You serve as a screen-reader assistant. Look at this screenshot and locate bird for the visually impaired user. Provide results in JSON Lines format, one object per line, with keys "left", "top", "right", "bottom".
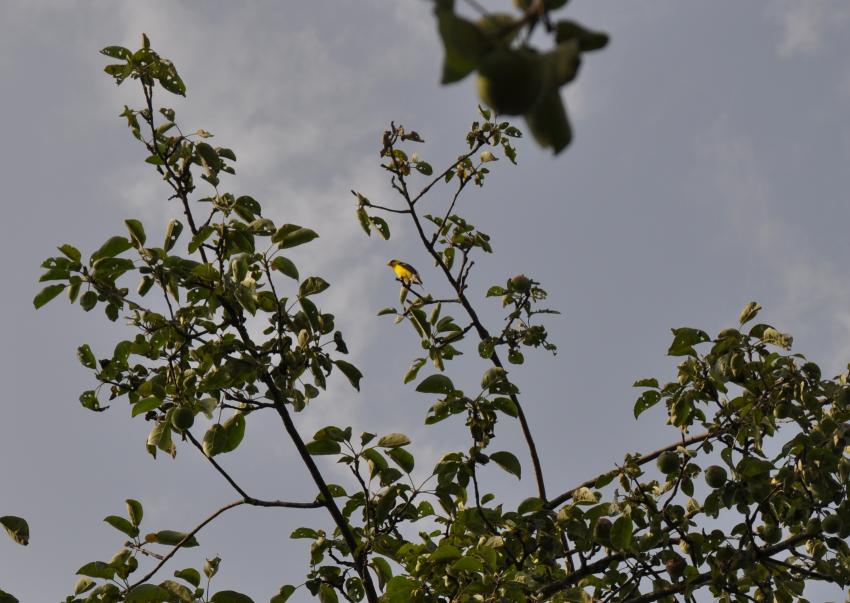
{"left": 387, "top": 259, "right": 422, "bottom": 286}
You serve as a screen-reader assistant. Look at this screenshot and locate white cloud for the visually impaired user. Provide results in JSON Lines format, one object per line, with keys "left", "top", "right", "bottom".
{"left": 699, "top": 118, "right": 850, "bottom": 371}
{"left": 768, "top": 0, "right": 850, "bottom": 58}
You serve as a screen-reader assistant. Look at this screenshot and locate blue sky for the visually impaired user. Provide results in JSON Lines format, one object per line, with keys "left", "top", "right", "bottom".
{"left": 2, "top": 1, "right": 849, "bottom": 601}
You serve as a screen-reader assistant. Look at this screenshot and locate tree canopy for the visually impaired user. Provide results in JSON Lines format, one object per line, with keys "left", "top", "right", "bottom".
{"left": 4, "top": 2, "right": 850, "bottom": 603}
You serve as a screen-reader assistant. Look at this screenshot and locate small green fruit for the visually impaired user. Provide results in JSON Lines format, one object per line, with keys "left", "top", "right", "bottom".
{"left": 704, "top": 465, "right": 727, "bottom": 489}
{"left": 758, "top": 523, "right": 781, "bottom": 544}
{"left": 476, "top": 49, "right": 544, "bottom": 116}
{"left": 171, "top": 407, "right": 195, "bottom": 431}
{"left": 509, "top": 274, "right": 532, "bottom": 293}
{"left": 657, "top": 451, "right": 680, "bottom": 475}
{"left": 822, "top": 514, "right": 842, "bottom": 534}
{"left": 665, "top": 554, "right": 685, "bottom": 578}
{"left": 593, "top": 518, "right": 612, "bottom": 543}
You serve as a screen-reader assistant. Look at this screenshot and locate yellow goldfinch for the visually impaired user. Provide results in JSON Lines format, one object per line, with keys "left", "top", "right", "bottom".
{"left": 387, "top": 259, "right": 422, "bottom": 285}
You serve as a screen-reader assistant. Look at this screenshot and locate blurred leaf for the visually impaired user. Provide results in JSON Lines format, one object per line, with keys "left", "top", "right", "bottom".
{"left": 299, "top": 276, "right": 330, "bottom": 298}
{"left": 126, "top": 499, "right": 144, "bottom": 527}
{"left": 76, "top": 561, "right": 115, "bottom": 579}
{"left": 306, "top": 439, "right": 341, "bottom": 455}
{"left": 524, "top": 91, "right": 571, "bottom": 155}
{"left": 436, "top": 8, "right": 489, "bottom": 84}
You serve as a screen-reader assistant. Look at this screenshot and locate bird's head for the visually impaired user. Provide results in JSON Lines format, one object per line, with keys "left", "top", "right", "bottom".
{"left": 387, "top": 259, "right": 399, "bottom": 268}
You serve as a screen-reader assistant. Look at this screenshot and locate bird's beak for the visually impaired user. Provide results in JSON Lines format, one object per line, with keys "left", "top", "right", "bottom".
{"left": 386, "top": 261, "right": 393, "bottom": 267}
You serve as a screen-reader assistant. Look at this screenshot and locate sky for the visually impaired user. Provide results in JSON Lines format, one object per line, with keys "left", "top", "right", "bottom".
{"left": 1, "top": 1, "right": 850, "bottom": 601}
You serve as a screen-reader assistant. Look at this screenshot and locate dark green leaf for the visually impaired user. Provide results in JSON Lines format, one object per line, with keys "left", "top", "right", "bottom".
{"left": 210, "top": 591, "right": 255, "bottom": 603}
{"left": 667, "top": 327, "right": 710, "bottom": 356}
{"left": 149, "top": 530, "right": 199, "bottom": 547}
{"left": 76, "top": 344, "right": 96, "bottom": 369}
{"left": 0, "top": 516, "right": 29, "bottom": 546}
{"left": 299, "top": 276, "right": 330, "bottom": 298}
{"left": 524, "top": 91, "right": 571, "bottom": 155}
{"left": 416, "top": 374, "right": 455, "bottom": 394}
{"left": 272, "top": 224, "right": 319, "bottom": 249}
{"left": 271, "top": 256, "right": 299, "bottom": 280}
{"left": 334, "top": 360, "right": 363, "bottom": 391}
{"left": 125, "top": 584, "right": 170, "bottom": 602}
{"left": 610, "top": 516, "right": 634, "bottom": 550}
{"left": 436, "top": 8, "right": 489, "bottom": 84}
{"left": 270, "top": 585, "right": 296, "bottom": 603}
{"left": 388, "top": 447, "right": 415, "bottom": 473}
{"left": 126, "top": 499, "right": 143, "bottom": 527}
{"left": 91, "top": 236, "right": 132, "bottom": 262}
{"left": 306, "top": 439, "right": 341, "bottom": 455}
{"left": 33, "top": 284, "right": 65, "bottom": 309}
{"left": 125, "top": 219, "right": 146, "bottom": 246}
{"left": 103, "top": 515, "right": 138, "bottom": 537}
{"left": 159, "top": 580, "right": 194, "bottom": 603}
{"left": 76, "top": 561, "right": 115, "bottom": 579}
{"left": 174, "top": 568, "right": 201, "bottom": 587}
{"left": 490, "top": 450, "right": 521, "bottom": 479}
{"left": 58, "top": 244, "right": 82, "bottom": 262}
{"left": 633, "top": 390, "right": 661, "bottom": 419}
{"left": 221, "top": 413, "right": 246, "bottom": 453}
{"left": 403, "top": 358, "right": 426, "bottom": 384}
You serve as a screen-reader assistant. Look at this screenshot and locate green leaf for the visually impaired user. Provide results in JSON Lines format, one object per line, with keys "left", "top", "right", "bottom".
{"left": 76, "top": 561, "right": 115, "bottom": 579}
{"left": 270, "top": 585, "right": 296, "bottom": 603}
{"left": 490, "top": 450, "right": 521, "bottom": 479}
{"left": 79, "top": 290, "right": 98, "bottom": 311}
{"left": 210, "top": 591, "right": 255, "bottom": 603}
{"left": 203, "top": 424, "right": 228, "bottom": 457}
{"left": 132, "top": 396, "right": 163, "bottom": 417}
{"left": 163, "top": 219, "right": 183, "bottom": 252}
{"left": 299, "top": 276, "right": 330, "bottom": 297}
{"left": 76, "top": 344, "right": 96, "bottom": 369}
{"left": 195, "top": 142, "right": 222, "bottom": 171}
{"left": 554, "top": 20, "right": 610, "bottom": 52}
{"left": 125, "top": 219, "right": 146, "bottom": 247}
{"left": 158, "top": 580, "right": 194, "bottom": 603}
{"left": 633, "top": 390, "right": 661, "bottom": 419}
{"left": 431, "top": 544, "right": 462, "bottom": 561}
{"left": 610, "top": 516, "right": 634, "bottom": 550}
{"left": 221, "top": 413, "right": 246, "bottom": 453}
{"left": 416, "top": 374, "right": 455, "bottom": 394}
{"left": 125, "top": 584, "right": 170, "bottom": 602}
{"left": 370, "top": 557, "right": 393, "bottom": 591}
{"left": 633, "top": 378, "right": 659, "bottom": 388}
{"left": 378, "top": 433, "right": 411, "bottom": 448}
{"left": 33, "top": 284, "right": 65, "bottom": 309}
{"left": 103, "top": 515, "right": 138, "bottom": 537}
{"left": 148, "top": 530, "right": 199, "bottom": 547}
{"left": 403, "top": 358, "right": 426, "bottom": 384}
{"left": 272, "top": 224, "right": 319, "bottom": 249}
{"left": 334, "top": 360, "right": 363, "bottom": 391}
{"left": 79, "top": 389, "right": 104, "bottom": 411}
{"left": 436, "top": 8, "right": 489, "bottom": 84}
{"left": 481, "top": 367, "right": 507, "bottom": 389}
{"left": 290, "top": 527, "right": 318, "bottom": 539}
{"left": 739, "top": 301, "right": 762, "bottom": 325}
{"left": 318, "top": 585, "right": 338, "bottom": 603}
{"left": 271, "top": 256, "right": 299, "bottom": 280}
{"left": 524, "top": 90, "right": 572, "bottom": 155}
{"left": 100, "top": 45, "right": 132, "bottom": 60}
{"left": 370, "top": 216, "right": 391, "bottom": 240}
{"left": 517, "top": 497, "right": 543, "bottom": 514}
{"left": 305, "top": 439, "right": 341, "bottom": 455}
{"left": 74, "top": 577, "right": 95, "bottom": 595}
{"left": 667, "top": 327, "right": 710, "bottom": 356}
{"left": 388, "top": 447, "right": 415, "bottom": 473}
{"left": 174, "top": 568, "right": 201, "bottom": 587}
{"left": 58, "top": 244, "right": 81, "bottom": 262}
{"left": 126, "top": 499, "right": 144, "bottom": 527}
{"left": 0, "top": 516, "right": 29, "bottom": 545}
{"left": 452, "top": 556, "right": 484, "bottom": 573}
{"left": 91, "top": 236, "right": 132, "bottom": 262}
